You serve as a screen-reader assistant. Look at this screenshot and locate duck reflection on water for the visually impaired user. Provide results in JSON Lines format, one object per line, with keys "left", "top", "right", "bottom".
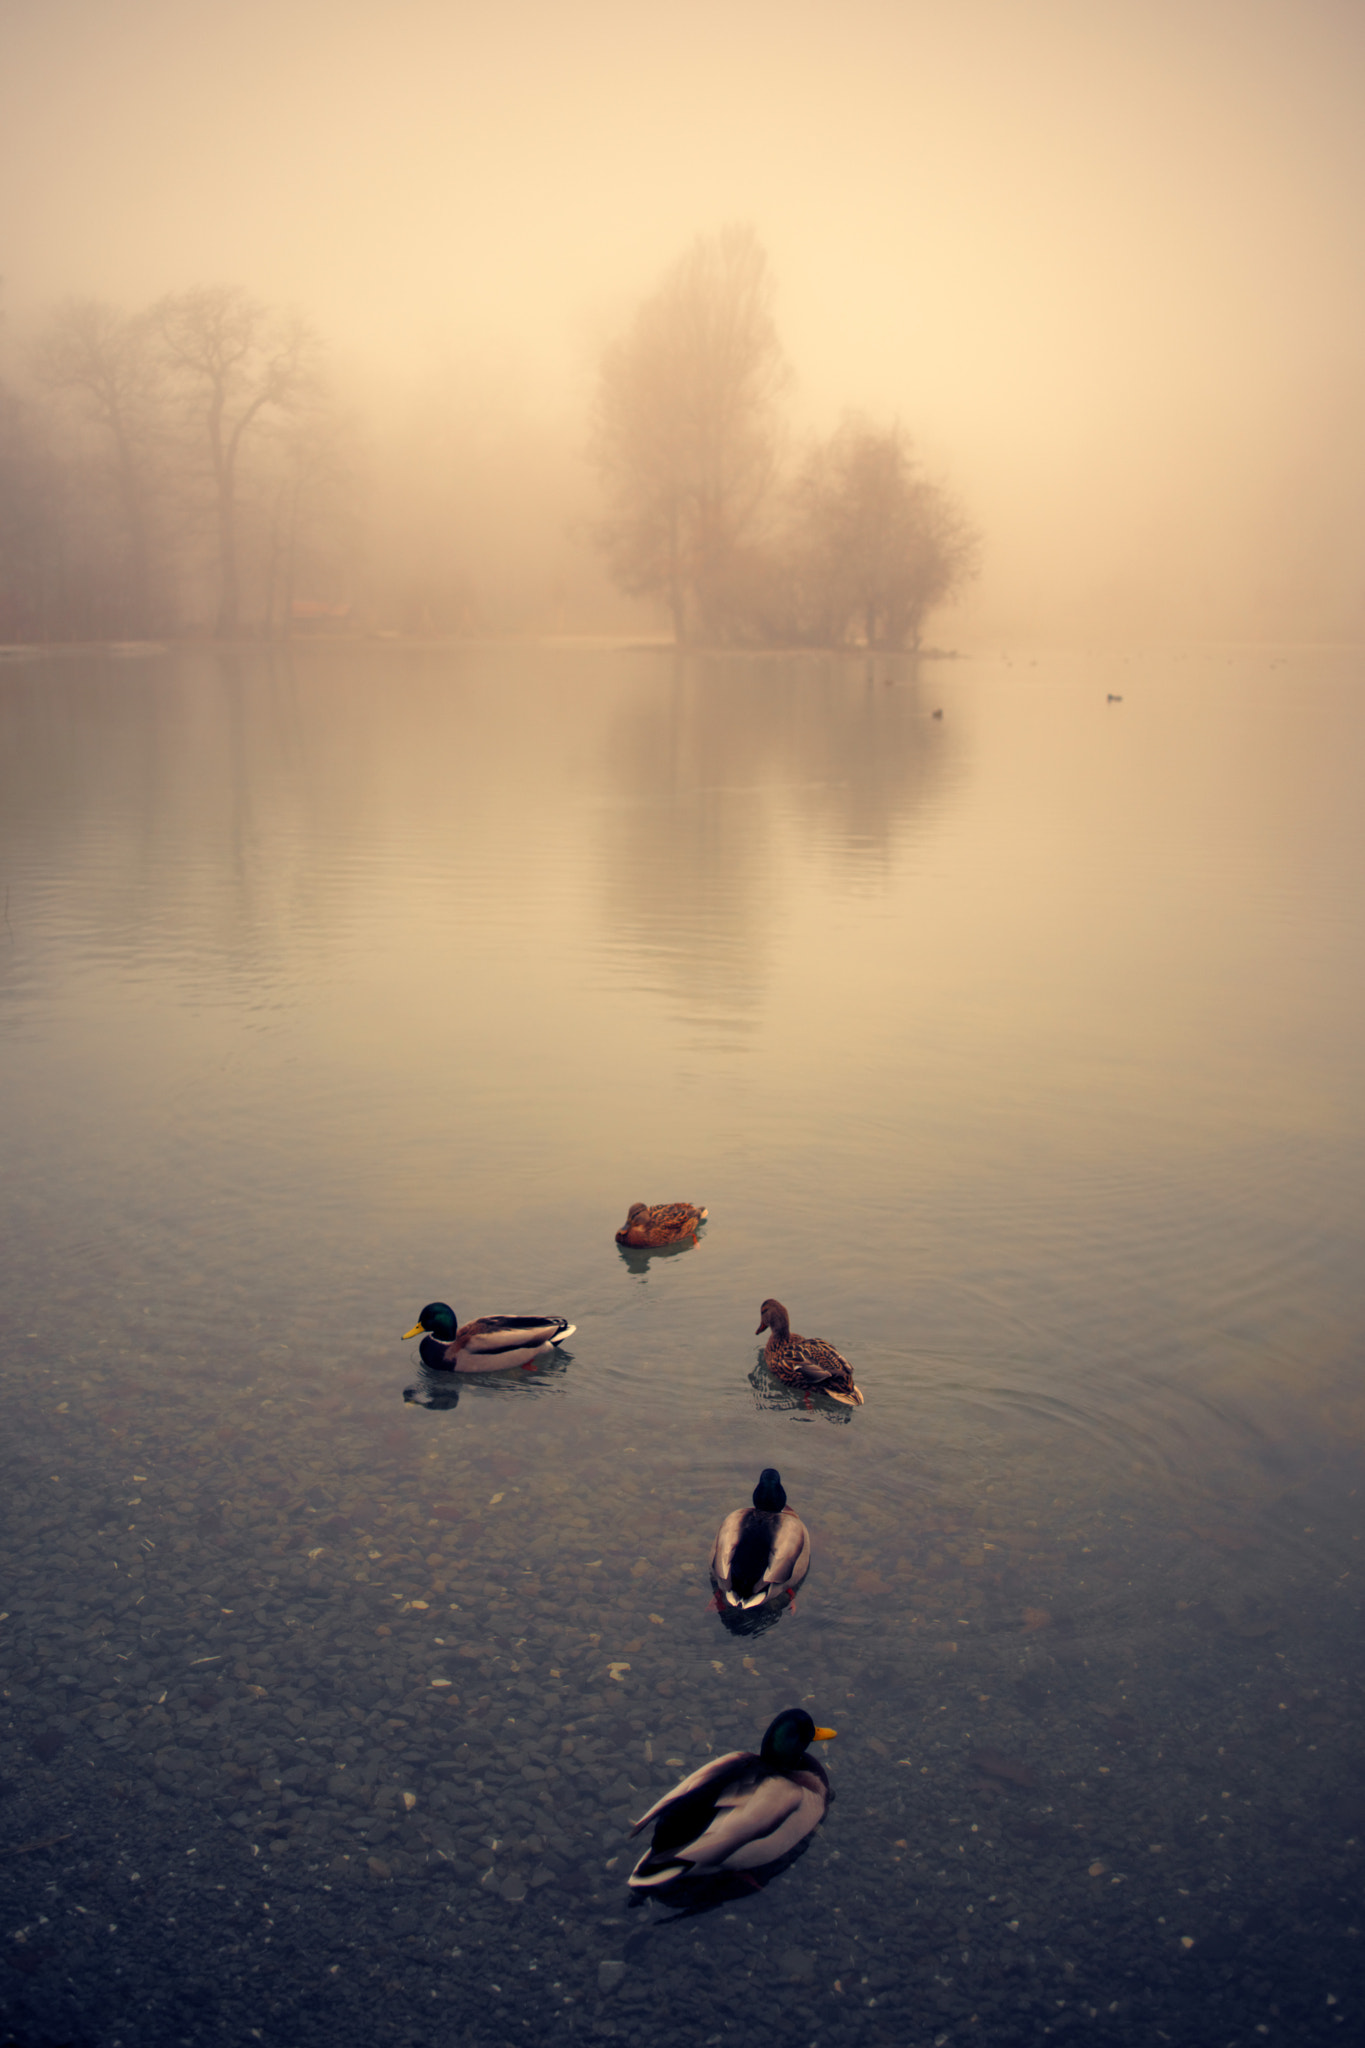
{"left": 402, "top": 1378, "right": 462, "bottom": 1411}
{"left": 710, "top": 1588, "right": 792, "bottom": 1641}
{"left": 401, "top": 1348, "right": 572, "bottom": 1409}
{"left": 615, "top": 1234, "right": 707, "bottom": 1282}
{"left": 745, "top": 1361, "right": 856, "bottom": 1422}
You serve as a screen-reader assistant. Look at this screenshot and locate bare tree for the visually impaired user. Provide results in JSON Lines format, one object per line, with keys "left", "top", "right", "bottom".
{"left": 152, "top": 286, "right": 318, "bottom": 636}
{"left": 32, "top": 298, "right": 163, "bottom": 635}
{"left": 590, "top": 226, "right": 787, "bottom": 645}
{"left": 785, "top": 418, "right": 979, "bottom": 650}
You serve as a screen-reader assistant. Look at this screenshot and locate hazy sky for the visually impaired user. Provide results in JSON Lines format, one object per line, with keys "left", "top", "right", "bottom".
{"left": 2, "top": 0, "right": 1362, "bottom": 640}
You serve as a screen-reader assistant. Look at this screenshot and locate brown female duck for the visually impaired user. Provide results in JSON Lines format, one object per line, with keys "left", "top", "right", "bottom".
{"left": 756, "top": 1298, "right": 864, "bottom": 1406}
{"left": 615, "top": 1201, "right": 708, "bottom": 1248}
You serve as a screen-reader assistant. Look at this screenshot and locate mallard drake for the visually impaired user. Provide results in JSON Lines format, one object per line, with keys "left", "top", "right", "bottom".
{"left": 627, "top": 1708, "right": 835, "bottom": 1890}
{"left": 711, "top": 1468, "right": 810, "bottom": 1610}
{"left": 402, "top": 1302, "right": 575, "bottom": 1373}
{"left": 756, "top": 1299, "right": 864, "bottom": 1406}
{"left": 615, "top": 1201, "right": 707, "bottom": 1248}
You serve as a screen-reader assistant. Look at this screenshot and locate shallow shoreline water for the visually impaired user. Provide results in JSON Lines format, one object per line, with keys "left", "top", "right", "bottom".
{"left": 2, "top": 641, "right": 1362, "bottom": 2045}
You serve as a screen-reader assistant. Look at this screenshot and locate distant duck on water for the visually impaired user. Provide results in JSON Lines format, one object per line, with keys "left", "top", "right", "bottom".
{"left": 711, "top": 1468, "right": 811, "bottom": 1611}
{"left": 615, "top": 1201, "right": 708, "bottom": 1248}
{"left": 402, "top": 1303, "right": 576, "bottom": 1373}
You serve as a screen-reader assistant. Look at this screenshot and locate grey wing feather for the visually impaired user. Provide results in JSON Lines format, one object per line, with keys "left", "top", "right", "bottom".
{"left": 763, "top": 1511, "right": 811, "bottom": 1593}
{"left": 629, "top": 1750, "right": 749, "bottom": 1835}
{"left": 677, "top": 1773, "right": 805, "bottom": 1871}
{"left": 462, "top": 1316, "right": 570, "bottom": 1353}
{"left": 710, "top": 1510, "right": 747, "bottom": 1591}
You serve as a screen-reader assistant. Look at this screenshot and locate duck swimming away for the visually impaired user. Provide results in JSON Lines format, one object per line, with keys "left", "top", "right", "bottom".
{"left": 402, "top": 1302, "right": 576, "bottom": 1373}
{"left": 627, "top": 1708, "right": 835, "bottom": 1889}
{"left": 711, "top": 1468, "right": 811, "bottom": 1610}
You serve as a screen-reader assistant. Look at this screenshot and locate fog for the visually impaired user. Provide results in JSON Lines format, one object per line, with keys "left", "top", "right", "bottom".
{"left": 2, "top": 0, "right": 1362, "bottom": 643}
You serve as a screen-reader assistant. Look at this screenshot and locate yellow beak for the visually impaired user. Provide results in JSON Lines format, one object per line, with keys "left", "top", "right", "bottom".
{"left": 402, "top": 1324, "right": 425, "bottom": 1341}
{"left": 813, "top": 1727, "right": 838, "bottom": 1743}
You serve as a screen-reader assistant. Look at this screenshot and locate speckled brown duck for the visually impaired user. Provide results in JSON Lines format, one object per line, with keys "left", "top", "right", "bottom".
{"left": 615, "top": 1201, "right": 708, "bottom": 1248}
{"left": 755, "top": 1298, "right": 864, "bottom": 1406}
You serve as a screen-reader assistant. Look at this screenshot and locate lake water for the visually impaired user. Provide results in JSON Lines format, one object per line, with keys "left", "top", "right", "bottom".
{"left": 1, "top": 639, "right": 1363, "bottom": 2047}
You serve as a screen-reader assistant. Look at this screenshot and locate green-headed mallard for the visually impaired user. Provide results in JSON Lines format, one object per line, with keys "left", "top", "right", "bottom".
{"left": 402, "top": 1302, "right": 575, "bottom": 1373}
{"left": 710, "top": 1468, "right": 811, "bottom": 1610}
{"left": 615, "top": 1201, "right": 708, "bottom": 1248}
{"left": 756, "top": 1299, "right": 864, "bottom": 1406}
{"left": 627, "top": 1708, "right": 835, "bottom": 1890}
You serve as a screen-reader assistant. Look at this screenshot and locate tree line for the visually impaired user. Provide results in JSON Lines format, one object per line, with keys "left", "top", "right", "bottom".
{"left": 1, "top": 232, "right": 977, "bottom": 649}
{"left": 591, "top": 226, "right": 979, "bottom": 651}
{"left": 0, "top": 285, "right": 355, "bottom": 643}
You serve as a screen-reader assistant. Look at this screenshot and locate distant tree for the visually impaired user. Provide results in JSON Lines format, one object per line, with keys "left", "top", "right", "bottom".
{"left": 259, "top": 403, "right": 361, "bottom": 637}
{"left": 0, "top": 374, "right": 64, "bottom": 641}
{"left": 784, "top": 418, "right": 979, "bottom": 651}
{"left": 32, "top": 298, "right": 163, "bottom": 635}
{"left": 152, "top": 286, "right": 318, "bottom": 636}
{"left": 590, "top": 225, "right": 787, "bottom": 645}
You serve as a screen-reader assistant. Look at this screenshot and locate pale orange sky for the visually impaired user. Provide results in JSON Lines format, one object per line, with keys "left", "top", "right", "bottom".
{"left": 2, "top": 0, "right": 1362, "bottom": 640}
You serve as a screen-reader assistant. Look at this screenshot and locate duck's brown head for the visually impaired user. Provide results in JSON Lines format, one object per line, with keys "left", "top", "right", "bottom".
{"left": 616, "top": 1202, "right": 650, "bottom": 1244}
{"left": 756, "top": 1298, "right": 790, "bottom": 1339}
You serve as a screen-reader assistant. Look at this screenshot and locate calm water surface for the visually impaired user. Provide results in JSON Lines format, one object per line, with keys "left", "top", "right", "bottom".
{"left": 1, "top": 641, "right": 1363, "bottom": 2047}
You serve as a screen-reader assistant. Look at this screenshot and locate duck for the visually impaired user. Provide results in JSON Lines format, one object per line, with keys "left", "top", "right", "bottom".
{"left": 710, "top": 1468, "right": 810, "bottom": 1610}
{"left": 756, "top": 1299, "right": 864, "bottom": 1405}
{"left": 615, "top": 1201, "right": 707, "bottom": 1248}
{"left": 401, "top": 1302, "right": 576, "bottom": 1373}
{"left": 627, "top": 1708, "right": 835, "bottom": 1890}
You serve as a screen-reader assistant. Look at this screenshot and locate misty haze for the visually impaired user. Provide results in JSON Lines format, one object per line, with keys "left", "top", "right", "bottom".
{"left": 2, "top": 6, "right": 1364, "bottom": 2048}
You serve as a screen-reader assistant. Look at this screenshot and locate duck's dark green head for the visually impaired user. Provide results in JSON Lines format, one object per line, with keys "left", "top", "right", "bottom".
{"left": 759, "top": 1708, "right": 836, "bottom": 1769}
{"left": 403, "top": 1302, "right": 458, "bottom": 1343}
{"left": 752, "top": 1467, "right": 786, "bottom": 1512}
